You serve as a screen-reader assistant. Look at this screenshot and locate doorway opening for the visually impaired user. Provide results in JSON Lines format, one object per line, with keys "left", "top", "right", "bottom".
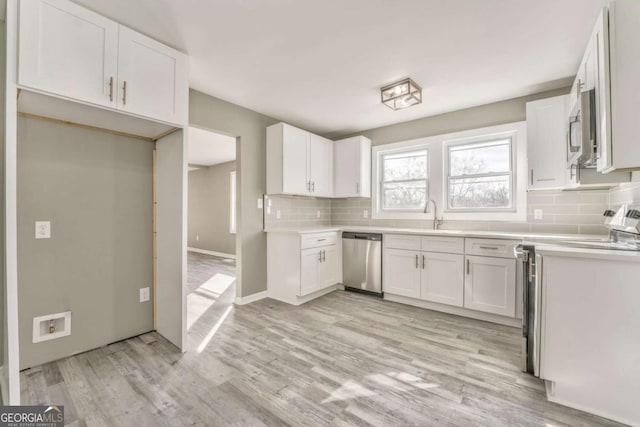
{"left": 185, "top": 126, "right": 237, "bottom": 351}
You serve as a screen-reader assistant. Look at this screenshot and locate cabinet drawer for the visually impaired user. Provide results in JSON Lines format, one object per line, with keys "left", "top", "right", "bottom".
{"left": 383, "top": 234, "right": 421, "bottom": 251}
{"left": 301, "top": 232, "right": 338, "bottom": 249}
{"left": 421, "top": 236, "right": 464, "bottom": 254}
{"left": 465, "top": 238, "right": 519, "bottom": 258}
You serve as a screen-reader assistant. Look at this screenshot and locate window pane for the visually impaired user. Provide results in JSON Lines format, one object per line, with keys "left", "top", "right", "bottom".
{"left": 383, "top": 181, "right": 427, "bottom": 210}
{"left": 383, "top": 150, "right": 427, "bottom": 181}
{"left": 449, "top": 175, "right": 510, "bottom": 209}
{"left": 449, "top": 139, "right": 510, "bottom": 176}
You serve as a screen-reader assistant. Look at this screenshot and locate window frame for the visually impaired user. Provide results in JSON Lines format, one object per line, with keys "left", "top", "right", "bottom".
{"left": 229, "top": 171, "right": 237, "bottom": 234}
{"left": 371, "top": 122, "right": 527, "bottom": 222}
{"left": 444, "top": 136, "right": 516, "bottom": 213}
{"left": 380, "top": 148, "right": 429, "bottom": 213}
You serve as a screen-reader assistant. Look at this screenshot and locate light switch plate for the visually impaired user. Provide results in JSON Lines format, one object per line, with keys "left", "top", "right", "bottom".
{"left": 35, "top": 221, "right": 51, "bottom": 239}
{"left": 363, "top": 210, "right": 369, "bottom": 219}
{"left": 316, "top": 210, "right": 321, "bottom": 218}
{"left": 534, "top": 209, "right": 543, "bottom": 220}
{"left": 257, "top": 198, "right": 263, "bottom": 209}
{"left": 140, "top": 287, "right": 150, "bottom": 303}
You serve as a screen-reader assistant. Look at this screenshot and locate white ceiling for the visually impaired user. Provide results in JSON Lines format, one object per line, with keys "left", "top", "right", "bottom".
{"left": 188, "top": 126, "right": 236, "bottom": 167}
{"left": 75, "top": 0, "right": 608, "bottom": 137}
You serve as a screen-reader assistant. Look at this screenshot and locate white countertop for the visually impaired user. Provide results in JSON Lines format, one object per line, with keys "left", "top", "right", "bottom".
{"left": 265, "top": 225, "right": 640, "bottom": 261}
{"left": 264, "top": 224, "right": 603, "bottom": 242}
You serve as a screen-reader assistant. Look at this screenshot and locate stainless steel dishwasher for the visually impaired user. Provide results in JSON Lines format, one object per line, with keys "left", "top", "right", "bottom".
{"left": 342, "top": 232, "right": 383, "bottom": 296}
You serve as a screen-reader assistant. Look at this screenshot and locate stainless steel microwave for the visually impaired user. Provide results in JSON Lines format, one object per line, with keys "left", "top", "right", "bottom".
{"left": 567, "top": 88, "right": 597, "bottom": 167}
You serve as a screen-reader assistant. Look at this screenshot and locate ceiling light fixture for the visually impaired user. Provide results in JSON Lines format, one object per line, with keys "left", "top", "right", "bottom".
{"left": 380, "top": 78, "right": 422, "bottom": 110}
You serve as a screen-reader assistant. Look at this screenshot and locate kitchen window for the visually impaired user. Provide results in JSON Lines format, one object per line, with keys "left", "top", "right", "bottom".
{"left": 446, "top": 138, "right": 514, "bottom": 211}
{"left": 380, "top": 149, "right": 428, "bottom": 211}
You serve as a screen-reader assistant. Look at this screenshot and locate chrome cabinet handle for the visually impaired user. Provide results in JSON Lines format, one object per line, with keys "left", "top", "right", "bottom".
{"left": 530, "top": 169, "right": 534, "bottom": 185}
{"left": 317, "top": 238, "right": 326, "bottom": 242}
{"left": 318, "top": 251, "right": 322, "bottom": 262}
{"left": 108, "top": 76, "right": 114, "bottom": 102}
{"left": 123, "top": 80, "right": 127, "bottom": 105}
{"left": 311, "top": 181, "right": 315, "bottom": 192}
{"left": 356, "top": 182, "right": 359, "bottom": 194}
{"left": 422, "top": 255, "right": 425, "bottom": 269}
{"left": 307, "top": 181, "right": 311, "bottom": 192}
{"left": 322, "top": 250, "right": 325, "bottom": 262}
{"left": 466, "top": 259, "right": 470, "bottom": 275}
{"left": 415, "top": 254, "right": 419, "bottom": 269}
{"left": 479, "top": 246, "right": 499, "bottom": 250}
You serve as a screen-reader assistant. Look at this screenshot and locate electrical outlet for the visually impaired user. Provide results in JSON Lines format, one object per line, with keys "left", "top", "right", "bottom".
{"left": 363, "top": 209, "right": 369, "bottom": 219}
{"left": 257, "top": 198, "right": 263, "bottom": 209}
{"left": 139, "top": 287, "right": 150, "bottom": 303}
{"left": 276, "top": 210, "right": 281, "bottom": 219}
{"left": 35, "top": 221, "right": 51, "bottom": 239}
{"left": 316, "top": 210, "right": 321, "bottom": 218}
{"left": 196, "top": 235, "right": 199, "bottom": 241}
{"left": 534, "top": 209, "right": 543, "bottom": 220}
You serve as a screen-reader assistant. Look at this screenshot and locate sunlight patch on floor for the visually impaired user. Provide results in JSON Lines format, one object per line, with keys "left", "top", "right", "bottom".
{"left": 322, "top": 372, "right": 439, "bottom": 403}
{"left": 321, "top": 380, "right": 376, "bottom": 404}
{"left": 197, "top": 305, "right": 233, "bottom": 353}
{"left": 187, "top": 273, "right": 235, "bottom": 329}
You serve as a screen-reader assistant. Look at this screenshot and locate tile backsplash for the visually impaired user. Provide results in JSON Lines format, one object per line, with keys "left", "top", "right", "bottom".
{"left": 265, "top": 189, "right": 614, "bottom": 236}
{"left": 609, "top": 173, "right": 640, "bottom": 208}
{"left": 264, "top": 195, "right": 331, "bottom": 229}
{"left": 331, "top": 190, "right": 611, "bottom": 236}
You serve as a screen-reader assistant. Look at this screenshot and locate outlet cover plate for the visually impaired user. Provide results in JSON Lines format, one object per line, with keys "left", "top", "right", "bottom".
{"left": 140, "top": 287, "right": 150, "bottom": 302}
{"left": 35, "top": 221, "right": 51, "bottom": 239}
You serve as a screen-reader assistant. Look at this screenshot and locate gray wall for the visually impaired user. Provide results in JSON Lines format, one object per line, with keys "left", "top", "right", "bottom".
{"left": 188, "top": 161, "right": 236, "bottom": 255}
{"left": 189, "top": 89, "right": 279, "bottom": 297}
{"left": 17, "top": 117, "right": 154, "bottom": 369}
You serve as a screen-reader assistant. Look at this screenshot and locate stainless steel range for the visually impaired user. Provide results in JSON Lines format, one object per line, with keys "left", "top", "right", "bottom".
{"left": 516, "top": 204, "right": 640, "bottom": 376}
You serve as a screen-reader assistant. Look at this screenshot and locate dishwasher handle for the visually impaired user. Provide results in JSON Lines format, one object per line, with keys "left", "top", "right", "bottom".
{"left": 342, "top": 232, "right": 382, "bottom": 241}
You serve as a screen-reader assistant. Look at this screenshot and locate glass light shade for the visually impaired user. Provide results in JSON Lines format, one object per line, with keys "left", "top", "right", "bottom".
{"left": 381, "top": 78, "right": 422, "bottom": 110}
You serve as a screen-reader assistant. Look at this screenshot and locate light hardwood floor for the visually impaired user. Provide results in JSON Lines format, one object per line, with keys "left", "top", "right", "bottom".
{"left": 21, "top": 257, "right": 620, "bottom": 426}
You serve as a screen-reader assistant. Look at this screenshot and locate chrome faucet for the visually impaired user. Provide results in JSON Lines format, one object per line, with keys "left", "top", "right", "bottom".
{"left": 424, "top": 199, "right": 444, "bottom": 230}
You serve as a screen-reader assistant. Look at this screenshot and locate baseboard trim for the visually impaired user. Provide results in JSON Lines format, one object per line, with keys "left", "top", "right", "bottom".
{"left": 384, "top": 293, "right": 521, "bottom": 328}
{"left": 188, "top": 247, "right": 236, "bottom": 260}
{"left": 234, "top": 291, "right": 268, "bottom": 305}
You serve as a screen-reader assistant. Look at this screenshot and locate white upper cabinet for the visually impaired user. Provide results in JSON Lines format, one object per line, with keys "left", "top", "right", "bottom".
{"left": 526, "top": 95, "right": 569, "bottom": 190}
{"left": 267, "top": 123, "right": 335, "bottom": 197}
{"left": 333, "top": 136, "right": 372, "bottom": 198}
{"left": 18, "top": 0, "right": 188, "bottom": 126}
{"left": 569, "top": 2, "right": 640, "bottom": 173}
{"left": 18, "top": 0, "right": 119, "bottom": 108}
{"left": 308, "top": 134, "right": 334, "bottom": 197}
{"left": 117, "top": 26, "right": 188, "bottom": 125}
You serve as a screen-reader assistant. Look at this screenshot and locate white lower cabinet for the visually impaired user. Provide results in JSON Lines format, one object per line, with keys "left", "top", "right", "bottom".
{"left": 267, "top": 232, "right": 340, "bottom": 305}
{"left": 383, "top": 248, "right": 421, "bottom": 299}
{"left": 463, "top": 255, "right": 516, "bottom": 317}
{"left": 300, "top": 245, "right": 338, "bottom": 296}
{"left": 421, "top": 252, "right": 464, "bottom": 307}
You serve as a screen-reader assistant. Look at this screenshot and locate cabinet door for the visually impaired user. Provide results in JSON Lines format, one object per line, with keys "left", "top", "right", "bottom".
{"left": 526, "top": 96, "right": 569, "bottom": 190}
{"left": 117, "top": 26, "right": 188, "bottom": 125}
{"left": 420, "top": 252, "right": 464, "bottom": 307}
{"left": 334, "top": 136, "right": 371, "bottom": 198}
{"left": 309, "top": 134, "right": 333, "bottom": 197}
{"left": 18, "top": 0, "right": 118, "bottom": 107}
{"left": 464, "top": 256, "right": 516, "bottom": 317}
{"left": 317, "top": 246, "right": 338, "bottom": 288}
{"left": 334, "top": 137, "right": 361, "bottom": 197}
{"left": 282, "top": 125, "right": 310, "bottom": 195}
{"left": 593, "top": 10, "right": 612, "bottom": 173}
{"left": 299, "top": 248, "right": 320, "bottom": 296}
{"left": 383, "top": 249, "right": 421, "bottom": 299}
